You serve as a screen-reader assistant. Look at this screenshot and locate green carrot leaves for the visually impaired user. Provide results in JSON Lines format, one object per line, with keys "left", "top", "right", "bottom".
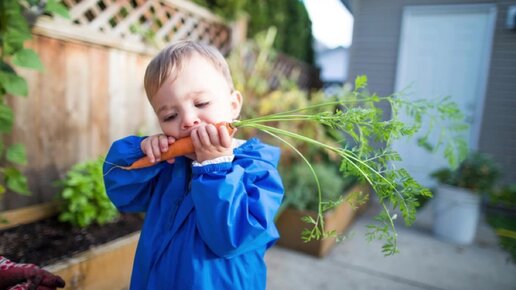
{"left": 233, "top": 75, "right": 467, "bottom": 256}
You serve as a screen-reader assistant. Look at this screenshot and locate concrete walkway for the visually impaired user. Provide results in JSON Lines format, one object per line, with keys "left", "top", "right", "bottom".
{"left": 265, "top": 201, "right": 516, "bottom": 290}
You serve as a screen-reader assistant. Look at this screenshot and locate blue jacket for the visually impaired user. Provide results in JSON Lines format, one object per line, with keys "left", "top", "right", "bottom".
{"left": 103, "top": 137, "right": 284, "bottom": 290}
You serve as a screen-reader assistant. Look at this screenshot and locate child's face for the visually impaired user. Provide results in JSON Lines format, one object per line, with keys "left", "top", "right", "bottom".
{"left": 151, "top": 54, "right": 242, "bottom": 139}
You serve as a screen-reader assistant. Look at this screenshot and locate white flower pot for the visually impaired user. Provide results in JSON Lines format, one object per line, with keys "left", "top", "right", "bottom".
{"left": 433, "top": 184, "right": 481, "bottom": 245}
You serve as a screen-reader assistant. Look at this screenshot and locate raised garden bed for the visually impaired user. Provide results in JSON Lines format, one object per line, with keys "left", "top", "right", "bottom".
{"left": 0, "top": 213, "right": 143, "bottom": 289}
{"left": 275, "top": 183, "right": 370, "bottom": 257}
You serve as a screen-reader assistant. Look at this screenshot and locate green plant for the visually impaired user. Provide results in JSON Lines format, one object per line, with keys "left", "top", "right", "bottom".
{"left": 486, "top": 213, "right": 516, "bottom": 263}
{"left": 488, "top": 184, "right": 516, "bottom": 206}
{"left": 57, "top": 157, "right": 119, "bottom": 228}
{"left": 280, "top": 161, "right": 356, "bottom": 212}
{"left": 228, "top": 28, "right": 337, "bottom": 164}
{"left": 431, "top": 151, "right": 501, "bottom": 194}
{"left": 226, "top": 31, "right": 468, "bottom": 255}
{"left": 485, "top": 184, "right": 516, "bottom": 263}
{"left": 231, "top": 77, "right": 468, "bottom": 255}
{"left": 245, "top": 0, "right": 313, "bottom": 64}
{"left": 190, "top": 0, "right": 248, "bottom": 21}
{"left": 0, "top": 0, "right": 68, "bottom": 201}
{"left": 192, "top": 0, "right": 314, "bottom": 63}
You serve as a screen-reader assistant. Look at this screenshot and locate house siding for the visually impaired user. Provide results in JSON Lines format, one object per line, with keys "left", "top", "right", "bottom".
{"left": 349, "top": 0, "right": 516, "bottom": 183}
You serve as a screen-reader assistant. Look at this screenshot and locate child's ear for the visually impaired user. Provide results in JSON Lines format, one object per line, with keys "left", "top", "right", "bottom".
{"left": 230, "top": 90, "right": 243, "bottom": 119}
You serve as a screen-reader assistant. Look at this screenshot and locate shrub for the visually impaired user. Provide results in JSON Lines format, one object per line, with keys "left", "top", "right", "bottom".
{"left": 431, "top": 151, "right": 501, "bottom": 194}
{"left": 488, "top": 184, "right": 516, "bottom": 206}
{"left": 57, "top": 157, "right": 118, "bottom": 228}
{"left": 280, "top": 161, "right": 356, "bottom": 212}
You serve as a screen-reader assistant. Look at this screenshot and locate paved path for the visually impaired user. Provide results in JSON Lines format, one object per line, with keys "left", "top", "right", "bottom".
{"left": 266, "top": 202, "right": 516, "bottom": 290}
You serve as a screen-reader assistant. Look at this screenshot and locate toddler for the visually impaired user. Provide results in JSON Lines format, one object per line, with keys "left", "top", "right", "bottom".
{"left": 103, "top": 40, "right": 284, "bottom": 290}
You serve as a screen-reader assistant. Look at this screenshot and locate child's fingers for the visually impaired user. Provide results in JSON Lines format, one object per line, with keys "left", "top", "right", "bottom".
{"left": 196, "top": 125, "right": 211, "bottom": 147}
{"left": 191, "top": 128, "right": 200, "bottom": 148}
{"left": 206, "top": 124, "right": 220, "bottom": 147}
{"left": 218, "top": 125, "right": 232, "bottom": 148}
{"left": 140, "top": 138, "right": 155, "bottom": 163}
{"left": 150, "top": 137, "right": 162, "bottom": 161}
{"left": 166, "top": 158, "right": 176, "bottom": 164}
{"left": 158, "top": 134, "right": 169, "bottom": 152}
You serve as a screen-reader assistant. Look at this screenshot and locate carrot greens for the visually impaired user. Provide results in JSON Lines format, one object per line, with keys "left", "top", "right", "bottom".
{"left": 232, "top": 75, "right": 467, "bottom": 256}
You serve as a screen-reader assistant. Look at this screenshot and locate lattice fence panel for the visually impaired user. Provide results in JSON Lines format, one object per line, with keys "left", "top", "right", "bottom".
{"left": 57, "top": 0, "right": 231, "bottom": 53}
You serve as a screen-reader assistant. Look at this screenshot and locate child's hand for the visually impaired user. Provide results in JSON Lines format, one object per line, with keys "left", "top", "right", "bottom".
{"left": 191, "top": 123, "right": 235, "bottom": 163}
{"left": 140, "top": 134, "right": 177, "bottom": 164}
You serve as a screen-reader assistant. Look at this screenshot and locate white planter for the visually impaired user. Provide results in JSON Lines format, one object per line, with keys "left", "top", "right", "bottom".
{"left": 433, "top": 184, "right": 481, "bottom": 245}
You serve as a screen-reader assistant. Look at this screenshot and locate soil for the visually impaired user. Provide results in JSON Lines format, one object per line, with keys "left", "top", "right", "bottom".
{"left": 0, "top": 214, "right": 143, "bottom": 267}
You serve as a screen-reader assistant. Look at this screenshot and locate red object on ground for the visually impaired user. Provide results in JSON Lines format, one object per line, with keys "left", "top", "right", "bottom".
{"left": 0, "top": 256, "right": 65, "bottom": 290}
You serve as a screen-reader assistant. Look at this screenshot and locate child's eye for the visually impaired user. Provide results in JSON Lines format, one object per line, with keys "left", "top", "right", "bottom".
{"left": 195, "top": 101, "right": 210, "bottom": 108}
{"left": 163, "top": 113, "right": 177, "bottom": 122}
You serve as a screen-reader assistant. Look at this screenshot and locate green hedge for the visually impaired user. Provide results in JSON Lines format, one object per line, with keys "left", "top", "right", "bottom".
{"left": 191, "top": 0, "right": 314, "bottom": 64}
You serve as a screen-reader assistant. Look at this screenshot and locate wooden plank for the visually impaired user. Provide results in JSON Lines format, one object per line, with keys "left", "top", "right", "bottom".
{"left": 44, "top": 232, "right": 139, "bottom": 290}
{"left": 64, "top": 41, "right": 91, "bottom": 164}
{"left": 0, "top": 201, "right": 59, "bottom": 230}
{"left": 108, "top": 49, "right": 128, "bottom": 141}
{"left": 33, "top": 18, "right": 158, "bottom": 56}
{"left": 137, "top": 55, "right": 161, "bottom": 136}
{"left": 108, "top": 49, "right": 155, "bottom": 142}
{"left": 125, "top": 52, "right": 148, "bottom": 136}
{"left": 88, "top": 46, "right": 110, "bottom": 157}
{"left": 36, "top": 36, "right": 67, "bottom": 196}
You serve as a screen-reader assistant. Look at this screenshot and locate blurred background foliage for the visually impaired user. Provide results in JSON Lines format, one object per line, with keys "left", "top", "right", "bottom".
{"left": 227, "top": 28, "right": 341, "bottom": 166}
{"left": 226, "top": 27, "right": 351, "bottom": 215}
{"left": 191, "top": 0, "right": 314, "bottom": 64}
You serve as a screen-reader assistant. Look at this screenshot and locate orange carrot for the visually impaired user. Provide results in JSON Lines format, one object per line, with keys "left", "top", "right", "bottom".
{"left": 122, "top": 122, "right": 235, "bottom": 170}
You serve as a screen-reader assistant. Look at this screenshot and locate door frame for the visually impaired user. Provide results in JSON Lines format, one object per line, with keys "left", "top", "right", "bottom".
{"left": 394, "top": 3, "right": 497, "bottom": 149}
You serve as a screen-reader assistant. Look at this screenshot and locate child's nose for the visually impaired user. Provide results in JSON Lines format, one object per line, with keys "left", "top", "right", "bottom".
{"left": 181, "top": 114, "right": 200, "bottom": 130}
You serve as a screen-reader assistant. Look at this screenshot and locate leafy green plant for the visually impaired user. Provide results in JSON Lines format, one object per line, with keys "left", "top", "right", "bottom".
{"left": 486, "top": 213, "right": 516, "bottom": 263}
{"left": 190, "top": 0, "right": 248, "bottom": 21}
{"left": 485, "top": 183, "right": 516, "bottom": 263}
{"left": 227, "top": 31, "right": 468, "bottom": 255}
{"left": 431, "top": 151, "right": 501, "bottom": 194}
{"left": 192, "top": 0, "right": 314, "bottom": 63}
{"left": 489, "top": 184, "right": 516, "bottom": 206}
{"left": 230, "top": 75, "right": 468, "bottom": 255}
{"left": 0, "top": 0, "right": 68, "bottom": 200}
{"left": 57, "top": 157, "right": 119, "bottom": 228}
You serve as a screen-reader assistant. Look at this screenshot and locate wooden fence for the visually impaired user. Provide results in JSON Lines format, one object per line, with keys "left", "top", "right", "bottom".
{"left": 3, "top": 0, "right": 321, "bottom": 211}
{"left": 3, "top": 0, "right": 232, "bottom": 210}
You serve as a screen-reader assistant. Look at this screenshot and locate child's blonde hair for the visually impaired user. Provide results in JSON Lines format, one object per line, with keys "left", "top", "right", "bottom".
{"left": 144, "top": 40, "right": 234, "bottom": 100}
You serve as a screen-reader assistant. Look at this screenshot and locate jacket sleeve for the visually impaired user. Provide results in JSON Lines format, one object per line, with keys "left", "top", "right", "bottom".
{"left": 190, "top": 158, "right": 284, "bottom": 258}
{"left": 103, "top": 136, "right": 165, "bottom": 213}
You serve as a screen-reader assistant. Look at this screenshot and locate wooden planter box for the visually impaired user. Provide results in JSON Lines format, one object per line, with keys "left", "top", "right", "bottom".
{"left": 275, "top": 183, "right": 369, "bottom": 257}
{"left": 43, "top": 232, "right": 139, "bottom": 290}
{"left": 1, "top": 203, "right": 139, "bottom": 290}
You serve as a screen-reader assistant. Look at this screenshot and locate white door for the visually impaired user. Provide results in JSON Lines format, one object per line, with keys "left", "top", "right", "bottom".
{"left": 392, "top": 4, "right": 496, "bottom": 187}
